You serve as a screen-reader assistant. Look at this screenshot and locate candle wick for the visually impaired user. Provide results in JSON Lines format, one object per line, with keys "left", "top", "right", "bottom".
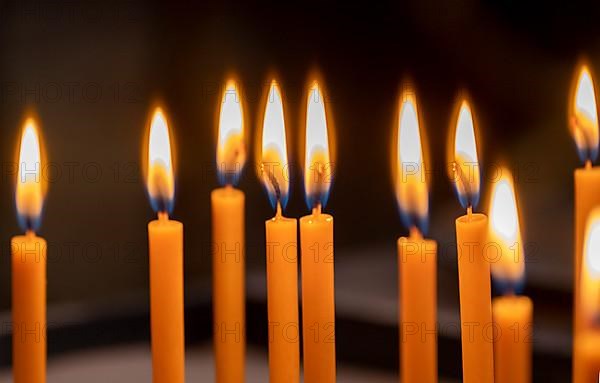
{"left": 264, "top": 166, "right": 281, "bottom": 202}
{"left": 275, "top": 201, "right": 282, "bottom": 218}
{"left": 467, "top": 205, "right": 473, "bottom": 221}
{"left": 586, "top": 159, "right": 592, "bottom": 170}
{"left": 312, "top": 203, "right": 322, "bottom": 216}
{"left": 25, "top": 229, "right": 35, "bottom": 238}
{"left": 158, "top": 211, "right": 169, "bottom": 221}
{"left": 409, "top": 226, "right": 422, "bottom": 240}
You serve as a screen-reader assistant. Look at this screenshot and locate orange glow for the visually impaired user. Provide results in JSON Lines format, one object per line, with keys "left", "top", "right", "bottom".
{"left": 304, "top": 81, "right": 332, "bottom": 209}
{"left": 581, "top": 207, "right": 600, "bottom": 323}
{"left": 16, "top": 118, "right": 44, "bottom": 231}
{"left": 488, "top": 169, "right": 524, "bottom": 285}
{"left": 146, "top": 108, "right": 175, "bottom": 213}
{"left": 260, "top": 80, "right": 289, "bottom": 209}
{"left": 570, "top": 65, "right": 599, "bottom": 163}
{"left": 395, "top": 89, "right": 428, "bottom": 230}
{"left": 217, "top": 79, "right": 246, "bottom": 185}
{"left": 452, "top": 99, "right": 481, "bottom": 209}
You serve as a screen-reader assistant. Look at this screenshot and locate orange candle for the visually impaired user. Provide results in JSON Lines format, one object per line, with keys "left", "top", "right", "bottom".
{"left": 145, "top": 108, "right": 185, "bottom": 383}
{"left": 300, "top": 81, "right": 336, "bottom": 383}
{"left": 212, "top": 80, "right": 246, "bottom": 383}
{"left": 259, "top": 80, "right": 300, "bottom": 383}
{"left": 12, "top": 118, "right": 47, "bottom": 383}
{"left": 569, "top": 64, "right": 600, "bottom": 346}
{"left": 450, "top": 99, "right": 494, "bottom": 383}
{"left": 394, "top": 88, "right": 437, "bottom": 383}
{"left": 488, "top": 169, "right": 532, "bottom": 383}
{"left": 574, "top": 208, "right": 600, "bottom": 383}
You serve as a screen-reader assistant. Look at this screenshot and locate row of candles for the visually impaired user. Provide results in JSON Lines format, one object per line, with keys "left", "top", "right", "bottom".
{"left": 6, "top": 62, "right": 600, "bottom": 383}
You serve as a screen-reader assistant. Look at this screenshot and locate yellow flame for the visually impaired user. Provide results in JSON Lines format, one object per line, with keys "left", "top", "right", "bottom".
{"left": 488, "top": 169, "right": 524, "bottom": 283}
{"left": 304, "top": 81, "right": 331, "bottom": 206}
{"left": 581, "top": 207, "right": 600, "bottom": 322}
{"left": 395, "top": 90, "right": 428, "bottom": 223}
{"left": 217, "top": 80, "right": 246, "bottom": 179}
{"left": 146, "top": 108, "right": 174, "bottom": 206}
{"left": 16, "top": 118, "right": 44, "bottom": 225}
{"left": 453, "top": 100, "right": 480, "bottom": 205}
{"left": 571, "top": 65, "right": 599, "bottom": 160}
{"left": 261, "top": 80, "right": 289, "bottom": 204}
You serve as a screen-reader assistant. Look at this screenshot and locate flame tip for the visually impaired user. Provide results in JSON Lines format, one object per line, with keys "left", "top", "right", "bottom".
{"left": 16, "top": 120, "right": 44, "bottom": 231}
{"left": 147, "top": 108, "right": 175, "bottom": 213}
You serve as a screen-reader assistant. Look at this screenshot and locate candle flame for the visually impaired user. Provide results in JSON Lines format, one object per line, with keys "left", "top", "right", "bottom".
{"left": 488, "top": 169, "right": 524, "bottom": 290}
{"left": 16, "top": 118, "right": 45, "bottom": 232}
{"left": 452, "top": 100, "right": 481, "bottom": 209}
{"left": 395, "top": 89, "right": 428, "bottom": 234}
{"left": 304, "top": 81, "right": 332, "bottom": 210}
{"left": 217, "top": 79, "right": 246, "bottom": 185}
{"left": 260, "top": 80, "right": 289, "bottom": 210}
{"left": 581, "top": 208, "right": 600, "bottom": 323}
{"left": 571, "top": 65, "right": 599, "bottom": 163}
{"left": 146, "top": 108, "right": 175, "bottom": 213}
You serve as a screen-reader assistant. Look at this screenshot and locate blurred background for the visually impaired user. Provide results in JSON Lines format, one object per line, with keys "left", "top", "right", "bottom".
{"left": 0, "top": 0, "right": 598, "bottom": 381}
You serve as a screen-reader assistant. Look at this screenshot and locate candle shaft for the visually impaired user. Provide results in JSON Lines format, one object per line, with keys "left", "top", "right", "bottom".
{"left": 212, "top": 186, "right": 245, "bottom": 382}
{"left": 493, "top": 295, "right": 532, "bottom": 383}
{"left": 300, "top": 209, "right": 336, "bottom": 383}
{"left": 148, "top": 216, "right": 185, "bottom": 383}
{"left": 398, "top": 234, "right": 437, "bottom": 383}
{"left": 574, "top": 332, "right": 600, "bottom": 383}
{"left": 455, "top": 213, "right": 494, "bottom": 383}
{"left": 266, "top": 213, "right": 299, "bottom": 383}
{"left": 12, "top": 233, "right": 46, "bottom": 383}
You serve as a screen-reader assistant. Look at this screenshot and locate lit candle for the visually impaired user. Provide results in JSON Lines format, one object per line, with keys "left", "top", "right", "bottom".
{"left": 394, "top": 87, "right": 437, "bottom": 383}
{"left": 12, "top": 118, "right": 47, "bottom": 383}
{"left": 212, "top": 79, "right": 246, "bottom": 382}
{"left": 300, "top": 81, "right": 336, "bottom": 383}
{"left": 450, "top": 99, "right": 494, "bottom": 383}
{"left": 145, "top": 108, "right": 185, "bottom": 383}
{"left": 573, "top": 208, "right": 600, "bottom": 383}
{"left": 259, "top": 80, "right": 300, "bottom": 383}
{"left": 570, "top": 64, "right": 600, "bottom": 346}
{"left": 489, "top": 169, "right": 532, "bottom": 383}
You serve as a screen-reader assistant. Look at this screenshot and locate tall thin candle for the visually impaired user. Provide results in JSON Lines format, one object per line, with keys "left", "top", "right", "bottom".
{"left": 259, "top": 80, "right": 300, "bottom": 383}
{"left": 394, "top": 87, "right": 437, "bottom": 383}
{"left": 12, "top": 118, "right": 47, "bottom": 383}
{"left": 300, "top": 81, "right": 336, "bottom": 383}
{"left": 145, "top": 108, "right": 185, "bottom": 383}
{"left": 450, "top": 99, "right": 494, "bottom": 383}
{"left": 212, "top": 79, "right": 246, "bottom": 383}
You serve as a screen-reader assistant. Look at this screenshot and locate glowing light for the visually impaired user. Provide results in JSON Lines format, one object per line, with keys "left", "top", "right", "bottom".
{"left": 16, "top": 118, "right": 44, "bottom": 232}
{"left": 488, "top": 170, "right": 524, "bottom": 285}
{"left": 304, "top": 81, "right": 332, "bottom": 209}
{"left": 453, "top": 100, "right": 481, "bottom": 209}
{"left": 395, "top": 90, "right": 428, "bottom": 233}
{"left": 571, "top": 65, "right": 599, "bottom": 163}
{"left": 217, "top": 80, "right": 246, "bottom": 185}
{"left": 146, "top": 108, "right": 175, "bottom": 213}
{"left": 261, "top": 80, "right": 289, "bottom": 210}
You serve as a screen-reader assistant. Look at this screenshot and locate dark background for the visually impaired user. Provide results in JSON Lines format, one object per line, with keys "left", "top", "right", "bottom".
{"left": 0, "top": 0, "right": 598, "bottom": 381}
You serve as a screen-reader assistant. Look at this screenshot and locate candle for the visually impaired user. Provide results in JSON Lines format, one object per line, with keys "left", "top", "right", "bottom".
{"left": 574, "top": 209, "right": 600, "bottom": 383}
{"left": 145, "top": 108, "right": 185, "bottom": 383}
{"left": 300, "top": 81, "right": 336, "bottom": 383}
{"left": 450, "top": 99, "right": 494, "bottom": 383}
{"left": 394, "top": 87, "right": 437, "bottom": 383}
{"left": 12, "top": 118, "right": 47, "bottom": 383}
{"left": 212, "top": 79, "right": 246, "bottom": 382}
{"left": 570, "top": 64, "right": 600, "bottom": 344}
{"left": 259, "top": 80, "right": 300, "bottom": 383}
{"left": 488, "top": 169, "right": 532, "bottom": 383}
